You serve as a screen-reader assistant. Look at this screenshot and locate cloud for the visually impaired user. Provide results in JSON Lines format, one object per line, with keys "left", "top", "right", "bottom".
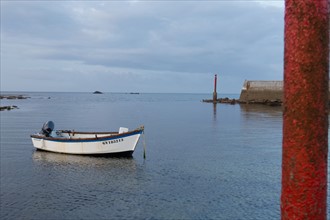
{"left": 1, "top": 1, "right": 284, "bottom": 93}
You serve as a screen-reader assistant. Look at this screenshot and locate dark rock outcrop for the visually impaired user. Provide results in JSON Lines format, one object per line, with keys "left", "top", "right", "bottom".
{"left": 0, "top": 95, "right": 30, "bottom": 99}
{"left": 0, "top": 105, "right": 19, "bottom": 111}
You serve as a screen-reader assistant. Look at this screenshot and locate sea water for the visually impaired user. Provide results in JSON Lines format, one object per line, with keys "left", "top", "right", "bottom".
{"left": 0, "top": 92, "right": 328, "bottom": 219}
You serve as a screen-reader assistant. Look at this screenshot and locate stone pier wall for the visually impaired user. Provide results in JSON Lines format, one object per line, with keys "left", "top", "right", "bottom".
{"left": 239, "top": 80, "right": 330, "bottom": 103}
{"left": 239, "top": 80, "right": 283, "bottom": 103}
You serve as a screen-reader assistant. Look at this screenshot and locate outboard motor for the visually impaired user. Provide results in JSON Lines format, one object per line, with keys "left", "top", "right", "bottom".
{"left": 41, "top": 121, "right": 55, "bottom": 137}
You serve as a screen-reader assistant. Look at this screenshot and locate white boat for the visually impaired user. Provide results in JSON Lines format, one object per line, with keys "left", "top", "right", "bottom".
{"left": 31, "top": 121, "right": 144, "bottom": 157}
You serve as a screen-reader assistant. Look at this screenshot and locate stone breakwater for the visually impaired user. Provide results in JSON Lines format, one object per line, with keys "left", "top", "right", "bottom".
{"left": 203, "top": 81, "right": 283, "bottom": 106}
{"left": 239, "top": 80, "right": 283, "bottom": 103}
{"left": 204, "top": 80, "right": 330, "bottom": 107}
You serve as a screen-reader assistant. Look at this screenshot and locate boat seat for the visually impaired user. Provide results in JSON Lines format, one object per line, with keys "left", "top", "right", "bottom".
{"left": 119, "top": 127, "right": 129, "bottom": 134}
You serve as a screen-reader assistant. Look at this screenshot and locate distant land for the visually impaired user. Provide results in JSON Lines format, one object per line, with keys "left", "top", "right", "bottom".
{"left": 93, "top": 91, "right": 103, "bottom": 94}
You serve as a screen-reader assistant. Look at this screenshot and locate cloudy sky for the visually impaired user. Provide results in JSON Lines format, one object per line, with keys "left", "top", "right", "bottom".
{"left": 1, "top": 0, "right": 284, "bottom": 93}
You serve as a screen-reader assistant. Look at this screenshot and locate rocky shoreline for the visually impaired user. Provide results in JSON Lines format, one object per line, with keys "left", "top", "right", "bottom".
{"left": 0, "top": 95, "right": 30, "bottom": 111}
{"left": 203, "top": 97, "right": 239, "bottom": 105}
{"left": 203, "top": 97, "right": 282, "bottom": 106}
{"left": 0, "top": 105, "right": 19, "bottom": 111}
{"left": 0, "top": 95, "right": 30, "bottom": 99}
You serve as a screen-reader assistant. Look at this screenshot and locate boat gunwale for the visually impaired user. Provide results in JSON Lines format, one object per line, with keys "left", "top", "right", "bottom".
{"left": 58, "top": 130, "right": 118, "bottom": 135}
{"left": 30, "top": 127, "right": 144, "bottom": 142}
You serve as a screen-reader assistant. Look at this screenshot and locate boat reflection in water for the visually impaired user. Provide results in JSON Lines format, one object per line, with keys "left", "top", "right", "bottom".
{"left": 31, "top": 150, "right": 144, "bottom": 211}
{"left": 32, "top": 150, "right": 138, "bottom": 172}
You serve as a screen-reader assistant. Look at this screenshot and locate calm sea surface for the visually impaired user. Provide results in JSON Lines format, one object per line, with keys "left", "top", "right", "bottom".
{"left": 0, "top": 92, "right": 328, "bottom": 219}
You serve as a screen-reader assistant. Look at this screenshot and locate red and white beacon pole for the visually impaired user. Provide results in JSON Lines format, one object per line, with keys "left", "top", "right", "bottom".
{"left": 213, "top": 74, "right": 217, "bottom": 102}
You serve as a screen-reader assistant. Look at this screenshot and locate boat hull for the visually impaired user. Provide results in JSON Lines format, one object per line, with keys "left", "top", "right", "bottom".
{"left": 31, "top": 129, "right": 142, "bottom": 156}
{"left": 35, "top": 148, "right": 134, "bottom": 157}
